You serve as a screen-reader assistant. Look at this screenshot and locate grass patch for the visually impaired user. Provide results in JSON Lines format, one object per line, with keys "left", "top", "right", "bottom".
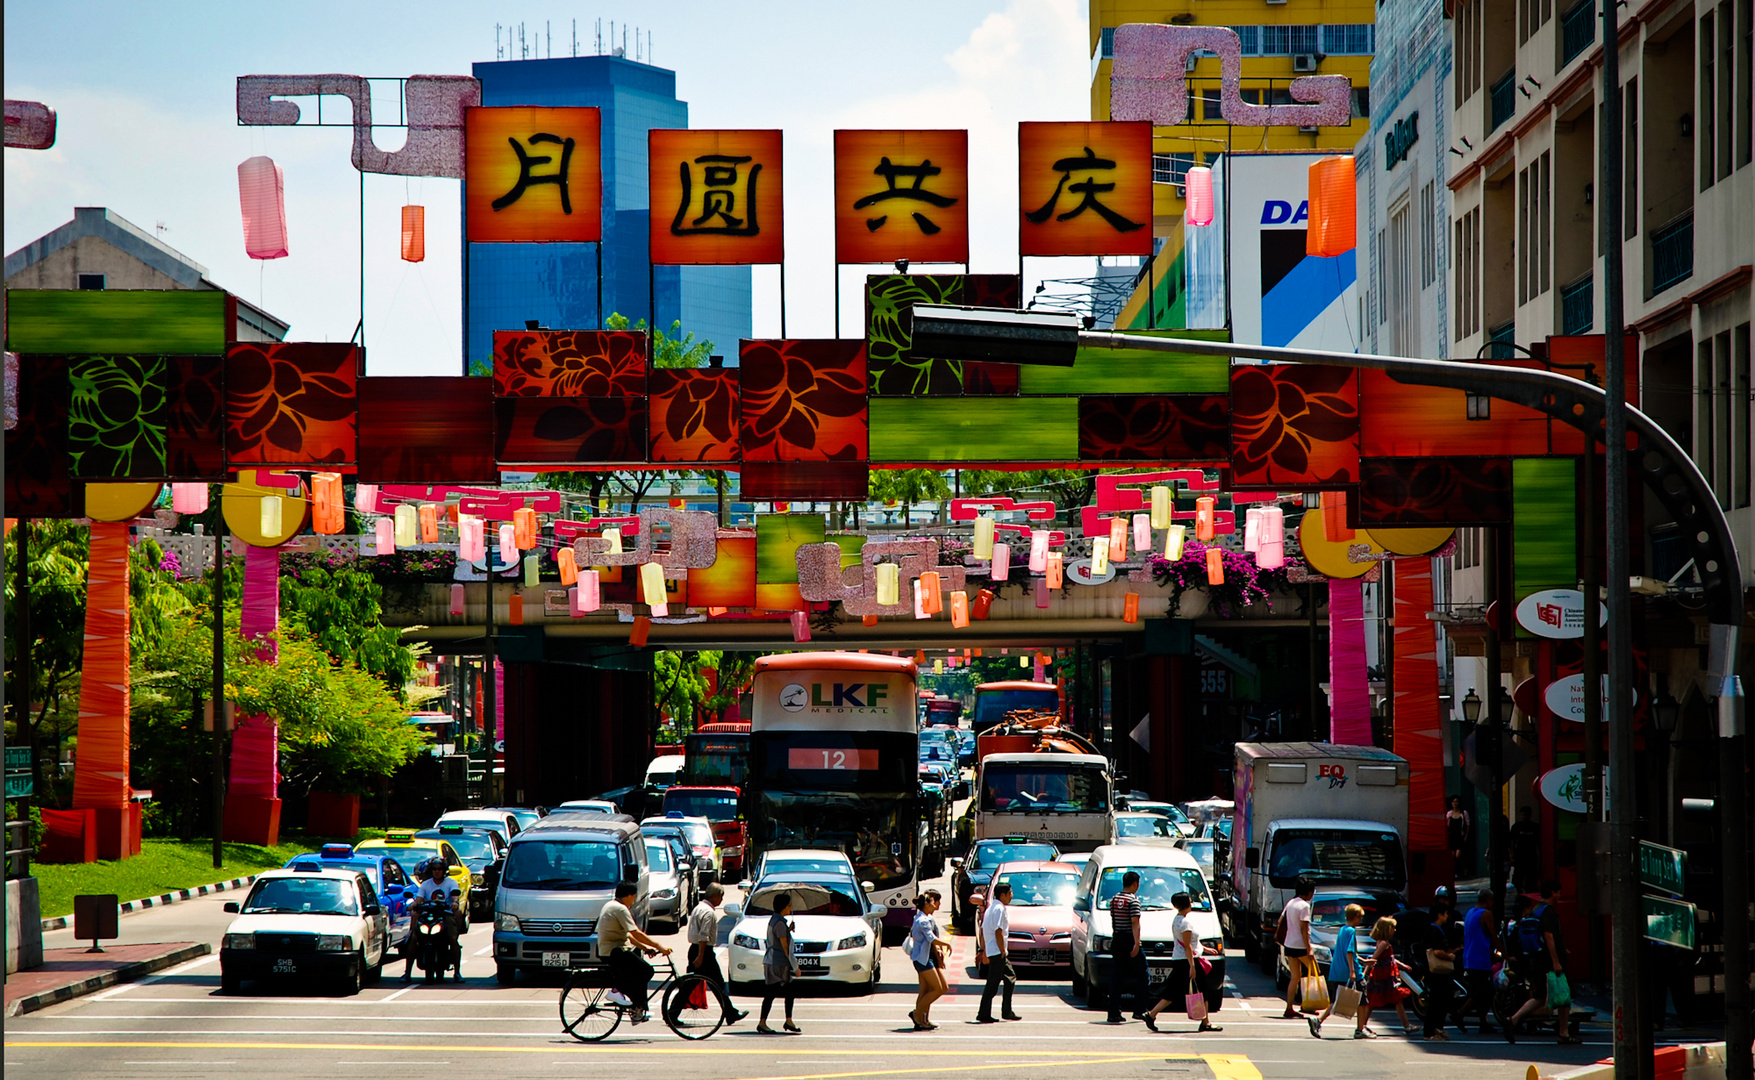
{"left": 32, "top": 829, "right": 387, "bottom": 919}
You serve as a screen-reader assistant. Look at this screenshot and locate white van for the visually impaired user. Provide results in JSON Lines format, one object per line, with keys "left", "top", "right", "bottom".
{"left": 1068, "top": 844, "right": 1228, "bottom": 1014}
{"left": 644, "top": 754, "right": 686, "bottom": 792}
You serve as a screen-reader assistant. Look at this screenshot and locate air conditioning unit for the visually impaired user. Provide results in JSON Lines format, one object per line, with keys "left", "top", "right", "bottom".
{"left": 1266, "top": 0, "right": 1288, "bottom": 5}
{"left": 1292, "top": 53, "right": 1319, "bottom": 73}
{"left": 1299, "top": 126, "right": 1320, "bottom": 134}
{"left": 1186, "top": 54, "right": 1200, "bottom": 73}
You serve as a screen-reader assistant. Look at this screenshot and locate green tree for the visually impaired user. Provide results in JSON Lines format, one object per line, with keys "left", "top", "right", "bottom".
{"left": 4, "top": 521, "right": 90, "bottom": 798}
{"left": 278, "top": 563, "right": 416, "bottom": 695}
{"left": 869, "top": 469, "right": 952, "bottom": 526}
{"left": 959, "top": 469, "right": 1104, "bottom": 515}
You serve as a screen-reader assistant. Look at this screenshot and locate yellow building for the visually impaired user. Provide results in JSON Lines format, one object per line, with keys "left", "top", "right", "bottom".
{"left": 1089, "top": 0, "right": 1376, "bottom": 327}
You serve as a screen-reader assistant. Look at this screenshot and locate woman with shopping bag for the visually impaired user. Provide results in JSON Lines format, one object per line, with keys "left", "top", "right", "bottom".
{"left": 1139, "top": 893, "right": 1223, "bottom": 1033}
{"left": 1355, "top": 915, "right": 1413, "bottom": 1038}
{"left": 1308, "top": 903, "right": 1367, "bottom": 1038}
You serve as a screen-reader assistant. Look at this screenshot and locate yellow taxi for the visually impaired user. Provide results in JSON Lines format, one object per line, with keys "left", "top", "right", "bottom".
{"left": 355, "top": 831, "right": 475, "bottom": 924}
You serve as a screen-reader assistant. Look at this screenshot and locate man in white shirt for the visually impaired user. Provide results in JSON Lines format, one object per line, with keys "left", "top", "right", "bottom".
{"left": 685, "top": 883, "right": 747, "bottom": 1024}
{"left": 1281, "top": 877, "right": 1316, "bottom": 1018}
{"left": 404, "top": 858, "right": 464, "bottom": 982}
{"left": 975, "top": 883, "right": 1020, "bottom": 1022}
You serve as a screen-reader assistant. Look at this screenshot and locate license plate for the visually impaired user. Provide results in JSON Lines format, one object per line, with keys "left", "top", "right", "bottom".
{"left": 797, "top": 957, "right": 825, "bottom": 971}
{"left": 273, "top": 959, "right": 297, "bottom": 974}
{"left": 1149, "top": 966, "right": 1174, "bottom": 983}
{"left": 1029, "top": 948, "right": 1057, "bottom": 965}
{"left": 541, "top": 951, "right": 570, "bottom": 968}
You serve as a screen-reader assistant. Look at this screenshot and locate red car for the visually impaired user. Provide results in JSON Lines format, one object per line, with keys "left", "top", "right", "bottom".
{"left": 969, "top": 859, "right": 1084, "bottom": 971}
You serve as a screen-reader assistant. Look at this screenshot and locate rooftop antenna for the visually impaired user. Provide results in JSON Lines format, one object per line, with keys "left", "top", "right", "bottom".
{"left": 571, "top": 18, "right": 577, "bottom": 56}
{"left": 648, "top": 29, "right": 652, "bottom": 65}
{"left": 621, "top": 24, "right": 626, "bottom": 57}
{"left": 595, "top": 18, "right": 602, "bottom": 55}
{"left": 495, "top": 23, "right": 503, "bottom": 59}
{"left": 155, "top": 220, "right": 168, "bottom": 238}
{"left": 545, "top": 20, "right": 550, "bottom": 59}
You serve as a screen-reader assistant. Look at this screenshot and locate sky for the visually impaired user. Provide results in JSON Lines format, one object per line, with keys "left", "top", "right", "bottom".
{"left": 3, "top": 0, "right": 1097, "bottom": 376}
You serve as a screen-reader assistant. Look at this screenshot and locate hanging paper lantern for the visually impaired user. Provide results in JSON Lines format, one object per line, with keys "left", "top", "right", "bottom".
{"left": 1244, "top": 506, "right": 1263, "bottom": 553}
{"left": 973, "top": 515, "right": 995, "bottom": 559}
{"left": 669, "top": 497, "right": 686, "bottom": 509}
{"left": 394, "top": 504, "right": 418, "bottom": 547}
{"left": 569, "top": 585, "right": 586, "bottom": 617}
{"left": 991, "top": 543, "right": 1011, "bottom": 583}
{"left": 602, "top": 527, "right": 623, "bottom": 555}
{"left": 498, "top": 523, "right": 517, "bottom": 566}
{"left": 1029, "top": 529, "right": 1049, "bottom": 573}
{"left": 950, "top": 590, "right": 970, "bottom": 628}
{"left": 639, "top": 562, "right": 666, "bottom": 607}
{"left": 791, "top": 610, "right": 811, "bottom": 642}
{"left": 353, "top": 483, "right": 379, "bottom": 515}
{"left": 513, "top": 507, "right": 538, "bottom": 549}
{"left": 557, "top": 547, "right": 578, "bottom": 585}
{"left": 1021, "top": 654, "right": 1031, "bottom": 668}
{"left": 973, "top": 589, "right": 994, "bottom": 620}
{"left": 918, "top": 571, "right": 943, "bottom": 614}
{"left": 310, "top": 474, "right": 344, "bottom": 535}
{"left": 577, "top": 569, "right": 601, "bottom": 612}
{"left": 1258, "top": 539, "right": 1285, "bottom": 570}
{"left": 1133, "top": 514, "right": 1152, "bottom": 553}
{"left": 374, "top": 517, "right": 395, "bottom": 555}
{"left": 1091, "top": 536, "right": 1110, "bottom": 576}
{"left": 1164, "top": 523, "right": 1187, "bottom": 561}
{"left": 508, "top": 592, "right": 524, "bottom": 625}
{"left": 1034, "top": 577, "right": 1050, "bottom": 609}
{"left": 630, "top": 617, "right": 651, "bottom": 647}
{"left": 260, "top": 494, "right": 283, "bottom": 537}
{"left": 876, "top": 562, "right": 901, "bottom": 607}
{"left": 237, "top": 155, "right": 289, "bottom": 260}
{"left": 400, "top": 204, "right": 425, "bottom": 262}
{"left": 1307, "top": 155, "right": 1357, "bottom": 258}
{"left": 171, "top": 483, "right": 209, "bottom": 515}
{"left": 1123, "top": 592, "right": 1140, "bottom": 624}
{"left": 862, "top": 613, "right": 879, "bottom": 627}
{"left": 458, "top": 516, "right": 485, "bottom": 562}
{"left": 1207, "top": 547, "right": 1226, "bottom": 585}
{"left": 419, "top": 503, "right": 439, "bottom": 544}
{"left": 913, "top": 580, "right": 929, "bottom": 620}
{"left": 707, "top": 607, "right": 728, "bottom": 616}
{"left": 449, "top": 583, "right": 465, "bottom": 616}
{"left": 973, "top": 647, "right": 982, "bottom": 657}
{"left": 1184, "top": 165, "right": 1215, "bottom": 227}
{"left": 915, "top": 649, "right": 926, "bottom": 662}
{"left": 1046, "top": 551, "right": 1064, "bottom": 589}
{"left": 1150, "top": 485, "right": 1172, "bottom": 529}
{"left": 523, "top": 554, "right": 540, "bottom": 587}
{"left": 1261, "top": 505, "right": 1286, "bottom": 546}
{"left": 1195, "top": 496, "right": 1216, "bottom": 541}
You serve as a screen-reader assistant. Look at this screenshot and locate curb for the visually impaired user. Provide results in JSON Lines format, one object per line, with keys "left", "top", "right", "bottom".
{"left": 5, "top": 942, "right": 212, "bottom": 1017}
{"left": 40, "top": 875, "right": 259, "bottom": 932}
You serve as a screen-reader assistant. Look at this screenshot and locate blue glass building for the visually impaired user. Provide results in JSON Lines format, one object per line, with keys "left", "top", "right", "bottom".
{"left": 469, "top": 55, "right": 752, "bottom": 366}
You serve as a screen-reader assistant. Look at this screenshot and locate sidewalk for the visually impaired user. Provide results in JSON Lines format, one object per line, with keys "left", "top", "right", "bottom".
{"left": 4, "top": 941, "right": 210, "bottom": 1016}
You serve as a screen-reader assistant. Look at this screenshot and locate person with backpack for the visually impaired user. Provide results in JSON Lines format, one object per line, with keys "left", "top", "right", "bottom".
{"left": 1506, "top": 880, "right": 1575, "bottom": 1044}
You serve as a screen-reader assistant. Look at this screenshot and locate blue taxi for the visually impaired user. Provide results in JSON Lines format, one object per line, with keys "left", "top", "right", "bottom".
{"left": 284, "top": 843, "right": 414, "bottom": 956}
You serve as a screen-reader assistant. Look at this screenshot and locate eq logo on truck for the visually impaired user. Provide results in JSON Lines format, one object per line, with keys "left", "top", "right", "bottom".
{"left": 1317, "top": 763, "right": 1349, "bottom": 789}
{"left": 779, "top": 682, "right": 891, "bottom": 714}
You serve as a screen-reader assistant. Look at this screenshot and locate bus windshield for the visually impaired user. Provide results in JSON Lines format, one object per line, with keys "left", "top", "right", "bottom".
{"left": 662, "top": 790, "right": 740, "bottom": 821}
{"left": 684, "top": 733, "right": 748, "bottom": 786}
{"left": 753, "top": 792, "right": 914, "bottom": 891}
{"left": 979, "top": 762, "right": 1109, "bottom": 813}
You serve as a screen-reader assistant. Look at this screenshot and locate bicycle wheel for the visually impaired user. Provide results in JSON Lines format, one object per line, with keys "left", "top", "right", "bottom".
{"left": 662, "top": 974, "right": 726, "bottom": 1041}
{"left": 560, "top": 977, "right": 623, "bottom": 1042}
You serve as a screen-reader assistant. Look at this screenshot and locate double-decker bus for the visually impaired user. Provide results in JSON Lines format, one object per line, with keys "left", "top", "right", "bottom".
{"left": 682, "top": 721, "right": 750, "bottom": 787}
{"left": 748, "top": 652, "right": 922, "bottom": 939}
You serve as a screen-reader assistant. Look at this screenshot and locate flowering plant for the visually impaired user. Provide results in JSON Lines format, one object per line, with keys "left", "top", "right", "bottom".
{"left": 1145, "top": 539, "right": 1306, "bottom": 618}
{"left": 156, "top": 549, "right": 183, "bottom": 580}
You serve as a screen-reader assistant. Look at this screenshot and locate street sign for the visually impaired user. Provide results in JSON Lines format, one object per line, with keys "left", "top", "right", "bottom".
{"left": 3, "top": 746, "right": 31, "bottom": 797}
{"left": 1639, "top": 840, "right": 1688, "bottom": 897}
{"left": 1642, "top": 893, "right": 1697, "bottom": 949}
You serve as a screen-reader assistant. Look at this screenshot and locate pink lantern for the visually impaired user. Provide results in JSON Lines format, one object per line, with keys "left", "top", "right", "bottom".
{"left": 170, "top": 483, "right": 208, "bottom": 515}
{"left": 569, "top": 585, "right": 585, "bottom": 617}
{"left": 353, "top": 483, "right": 379, "bottom": 514}
{"left": 1260, "top": 505, "right": 1286, "bottom": 546}
{"left": 991, "top": 542, "right": 1011, "bottom": 582}
{"left": 1034, "top": 577, "right": 1051, "bottom": 609}
{"left": 1028, "top": 529, "right": 1049, "bottom": 572}
{"left": 1184, "top": 165, "right": 1215, "bottom": 227}
{"left": 913, "top": 579, "right": 929, "bottom": 620}
{"left": 576, "top": 569, "right": 602, "bottom": 612}
{"left": 237, "top": 155, "right": 289, "bottom": 260}
{"left": 498, "top": 523, "right": 517, "bottom": 566}
{"left": 1244, "top": 506, "right": 1263, "bottom": 553}
{"left": 1132, "top": 513, "right": 1152, "bottom": 553}
{"left": 791, "top": 610, "right": 811, "bottom": 642}
{"left": 449, "top": 584, "right": 465, "bottom": 616}
{"left": 374, "top": 517, "right": 395, "bottom": 555}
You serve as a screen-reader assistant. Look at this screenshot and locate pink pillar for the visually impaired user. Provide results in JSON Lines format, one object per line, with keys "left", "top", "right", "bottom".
{"left": 228, "top": 544, "right": 281, "bottom": 842}
{"left": 1327, "top": 578, "right": 1372, "bottom": 743}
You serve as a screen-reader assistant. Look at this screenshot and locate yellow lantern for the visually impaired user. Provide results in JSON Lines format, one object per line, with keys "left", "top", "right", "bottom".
{"left": 394, "top": 504, "right": 418, "bottom": 547}
{"left": 603, "top": 526, "right": 623, "bottom": 555}
{"left": 259, "top": 494, "right": 282, "bottom": 537}
{"left": 1150, "top": 485, "right": 1172, "bottom": 529}
{"left": 640, "top": 562, "right": 666, "bottom": 607}
{"left": 1164, "top": 523, "right": 1187, "bottom": 561}
{"left": 1091, "top": 536, "right": 1110, "bottom": 576}
{"left": 973, "top": 515, "right": 995, "bottom": 560}
{"left": 875, "top": 562, "right": 901, "bottom": 606}
{"left": 523, "top": 554, "right": 539, "bottom": 587}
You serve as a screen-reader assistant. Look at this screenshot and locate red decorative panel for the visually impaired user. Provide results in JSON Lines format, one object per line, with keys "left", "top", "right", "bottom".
{"left": 689, "top": 534, "right": 757, "bottom": 608}
{"left": 1357, "top": 457, "right": 1513, "bottom": 527}
{"left": 741, "top": 462, "right": 870, "bottom": 500}
{"left": 165, "top": 355, "right": 226, "bottom": 479}
{"left": 1077, "top": 395, "right": 1229, "bottom": 461}
{"left": 1229, "top": 364, "right": 1359, "bottom": 489}
{"left": 1392, "top": 558, "right": 1446, "bottom": 852}
{"left": 648, "top": 369, "right": 739, "bottom": 462}
{"left": 494, "top": 396, "right": 646, "bottom": 464}
{"left": 739, "top": 340, "right": 868, "bottom": 461}
{"left": 357, "top": 376, "right": 496, "bottom": 483}
{"left": 1358, "top": 368, "right": 1552, "bottom": 457}
{"left": 963, "top": 362, "right": 1019, "bottom": 396}
{"left": 225, "top": 343, "right": 358, "bottom": 465}
{"left": 964, "top": 274, "right": 1022, "bottom": 308}
{"left": 3, "top": 355, "right": 81, "bottom": 517}
{"left": 492, "top": 330, "right": 647, "bottom": 397}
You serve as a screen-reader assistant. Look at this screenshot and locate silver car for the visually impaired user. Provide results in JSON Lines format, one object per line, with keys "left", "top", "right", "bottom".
{"left": 644, "top": 837, "right": 692, "bottom": 933}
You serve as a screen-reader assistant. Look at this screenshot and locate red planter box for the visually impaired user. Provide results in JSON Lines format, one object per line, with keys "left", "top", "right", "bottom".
{"left": 306, "top": 791, "right": 360, "bottom": 839}
{"left": 39, "top": 808, "right": 98, "bottom": 863}
{"left": 223, "top": 795, "right": 281, "bottom": 847}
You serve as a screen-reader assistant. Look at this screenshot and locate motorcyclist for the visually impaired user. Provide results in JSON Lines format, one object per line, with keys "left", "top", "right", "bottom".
{"left": 405, "top": 856, "right": 465, "bottom": 982}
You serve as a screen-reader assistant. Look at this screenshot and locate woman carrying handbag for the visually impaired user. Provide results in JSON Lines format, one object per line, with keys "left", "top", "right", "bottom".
{"left": 1139, "top": 892, "right": 1223, "bottom": 1033}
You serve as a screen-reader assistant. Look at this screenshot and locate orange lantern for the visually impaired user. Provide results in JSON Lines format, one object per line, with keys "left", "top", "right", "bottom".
{"left": 1195, "top": 496, "right": 1216, "bottom": 541}
{"left": 418, "top": 502, "right": 439, "bottom": 544}
{"left": 1108, "top": 516, "right": 1127, "bottom": 560}
{"left": 918, "top": 571, "right": 943, "bottom": 614}
{"left": 508, "top": 592, "right": 525, "bottom": 625}
{"left": 972, "top": 589, "right": 995, "bottom": 620}
{"left": 1206, "top": 547, "right": 1225, "bottom": 585}
{"left": 1306, "top": 155, "right": 1357, "bottom": 258}
{"left": 915, "top": 649, "right": 926, "bottom": 663}
{"left": 401, "top": 205, "right": 425, "bottom": 262}
{"left": 311, "top": 473, "right": 344, "bottom": 535}
{"left": 950, "top": 592, "right": 970, "bottom": 628}
{"left": 862, "top": 613, "right": 879, "bottom": 627}
{"left": 630, "top": 616, "right": 651, "bottom": 647}
{"left": 1123, "top": 592, "right": 1140, "bottom": 623}
{"left": 513, "top": 507, "right": 538, "bottom": 549}
{"left": 1045, "top": 551, "right": 1064, "bottom": 589}
{"left": 557, "top": 547, "right": 579, "bottom": 585}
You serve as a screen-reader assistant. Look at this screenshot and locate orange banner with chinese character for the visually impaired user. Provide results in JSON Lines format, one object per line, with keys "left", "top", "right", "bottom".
{"left": 834, "top": 129, "right": 968, "bottom": 265}
{"left": 466, "top": 106, "right": 602, "bottom": 243}
{"left": 1018, "top": 121, "right": 1153, "bottom": 257}
{"left": 649, "top": 129, "right": 784, "bottom": 265}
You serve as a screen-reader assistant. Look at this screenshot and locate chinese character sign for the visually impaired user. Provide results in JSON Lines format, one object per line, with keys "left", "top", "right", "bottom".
{"left": 834, "top": 129, "right": 968, "bottom": 265}
{"left": 1018, "top": 121, "right": 1152, "bottom": 257}
{"left": 648, "top": 129, "right": 784, "bottom": 265}
{"left": 465, "top": 106, "right": 602, "bottom": 243}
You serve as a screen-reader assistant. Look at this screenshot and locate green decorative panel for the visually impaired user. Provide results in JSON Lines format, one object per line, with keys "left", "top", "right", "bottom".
{"left": 7, "top": 291, "right": 227, "bottom": 355}
{"left": 69, "top": 355, "right": 168, "bottom": 478}
{"left": 868, "top": 398, "right": 1079, "bottom": 462}
{"left": 1019, "top": 329, "right": 1231, "bottom": 394}
{"left": 1511, "top": 457, "right": 1577, "bottom": 637}
{"left": 756, "top": 513, "right": 827, "bottom": 583}
{"left": 866, "top": 274, "right": 965, "bottom": 395}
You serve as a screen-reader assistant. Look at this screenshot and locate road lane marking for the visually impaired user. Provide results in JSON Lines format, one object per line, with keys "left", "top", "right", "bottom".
{"left": 123, "top": 1062, "right": 237, "bottom": 1066}
{"left": 4, "top": 1041, "right": 1207, "bottom": 1058}
{"left": 91, "top": 955, "right": 220, "bottom": 1001}
{"left": 721, "top": 1052, "right": 1172, "bottom": 1080}
{"left": 379, "top": 986, "right": 416, "bottom": 1003}
{"left": 474, "top": 944, "right": 494, "bottom": 955}
{"left": 1203, "top": 1054, "right": 1264, "bottom": 1080}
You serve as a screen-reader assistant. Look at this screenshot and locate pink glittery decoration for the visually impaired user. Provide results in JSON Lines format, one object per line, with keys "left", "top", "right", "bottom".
{"left": 236, "top": 74, "right": 480, "bottom": 178}
{"left": 3, "top": 352, "right": 18, "bottom": 430}
{"left": 571, "top": 508, "right": 718, "bottom": 570}
{"left": 1111, "top": 24, "right": 1352, "bottom": 130}
{"left": 795, "top": 538, "right": 967, "bottom": 617}
{"left": 3, "top": 100, "right": 55, "bottom": 149}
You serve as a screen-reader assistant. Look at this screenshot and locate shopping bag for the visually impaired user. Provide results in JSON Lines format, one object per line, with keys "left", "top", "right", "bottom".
{"left": 1333, "top": 982, "right": 1363, "bottom": 1019}
{"left": 686, "top": 979, "right": 708, "bottom": 1009}
{"left": 1546, "top": 971, "right": 1572, "bottom": 1010}
{"left": 1299, "top": 974, "right": 1330, "bottom": 1011}
{"left": 1185, "top": 992, "right": 1209, "bottom": 1021}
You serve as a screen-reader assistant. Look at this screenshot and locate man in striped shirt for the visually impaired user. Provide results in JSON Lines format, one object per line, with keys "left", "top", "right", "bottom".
{"left": 1106, "top": 870, "right": 1148, "bottom": 1023}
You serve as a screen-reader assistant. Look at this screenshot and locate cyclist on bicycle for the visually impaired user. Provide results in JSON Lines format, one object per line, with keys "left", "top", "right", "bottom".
{"left": 599, "top": 880, "right": 672, "bottom": 1023}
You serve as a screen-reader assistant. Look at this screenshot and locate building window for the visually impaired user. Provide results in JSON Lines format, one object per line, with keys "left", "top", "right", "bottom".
{"left": 1230, "top": 25, "right": 1260, "bottom": 56}
{"left": 1153, "top": 152, "right": 1195, "bottom": 186}
{"left": 1736, "top": 322, "right": 1752, "bottom": 508}
{"left": 1454, "top": 206, "right": 1481, "bottom": 341}
{"left": 1320, "top": 25, "right": 1376, "bottom": 55}
{"left": 1559, "top": 0, "right": 1595, "bottom": 65}
{"left": 1625, "top": 77, "right": 1640, "bottom": 239}
{"left": 1704, "top": 14, "right": 1718, "bottom": 190}
{"left": 1699, "top": 338, "right": 1718, "bottom": 498}
{"left": 1421, "top": 181, "right": 1438, "bottom": 289}
{"left": 1261, "top": 24, "right": 1319, "bottom": 56}
{"left": 1388, "top": 201, "right": 1417, "bottom": 354}
{"left": 1738, "top": 0, "right": 1752, "bottom": 168}
{"left": 1352, "top": 87, "right": 1371, "bottom": 120}
{"left": 1376, "top": 229, "right": 1388, "bottom": 327}
{"left": 1521, "top": 0, "right": 1553, "bottom": 45}
{"left": 1201, "top": 88, "right": 1223, "bottom": 121}
{"left": 77, "top": 273, "right": 105, "bottom": 290}
{"left": 1456, "top": 0, "right": 1484, "bottom": 107}
{"left": 1098, "top": 26, "right": 1115, "bottom": 60}
{"left": 1720, "top": 1, "right": 1737, "bottom": 182}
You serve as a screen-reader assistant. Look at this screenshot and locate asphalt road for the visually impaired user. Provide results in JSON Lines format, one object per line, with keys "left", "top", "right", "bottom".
{"left": 7, "top": 867, "right": 1616, "bottom": 1080}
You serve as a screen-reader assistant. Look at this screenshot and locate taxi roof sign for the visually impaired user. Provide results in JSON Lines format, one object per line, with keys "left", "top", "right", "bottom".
{"left": 385, "top": 830, "right": 418, "bottom": 843}
{"left": 438, "top": 825, "right": 465, "bottom": 834}
{"left": 320, "top": 843, "right": 354, "bottom": 858}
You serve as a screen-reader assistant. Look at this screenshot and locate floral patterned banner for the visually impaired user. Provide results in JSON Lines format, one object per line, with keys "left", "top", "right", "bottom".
{"left": 225, "top": 343, "right": 358, "bottom": 465}
{"left": 492, "top": 330, "right": 646, "bottom": 397}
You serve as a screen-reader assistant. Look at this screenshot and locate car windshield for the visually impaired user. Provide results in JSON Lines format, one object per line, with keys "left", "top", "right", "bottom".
{"left": 1311, "top": 895, "right": 1399, "bottom": 928}
{"left": 664, "top": 792, "right": 739, "bottom": 821}
{"left": 506, "top": 809, "right": 542, "bottom": 828}
{"left": 501, "top": 840, "right": 621, "bottom": 890}
{"left": 1181, "top": 840, "right": 1216, "bottom": 872}
{"left": 979, "top": 763, "right": 1108, "bottom": 813}
{"left": 244, "top": 877, "right": 358, "bottom": 916}
{"left": 424, "top": 832, "right": 495, "bottom": 860}
{"left": 994, "top": 869, "right": 1080, "bottom": 907}
{"left": 763, "top": 858, "right": 853, "bottom": 876}
{"left": 678, "top": 822, "right": 715, "bottom": 848}
{"left": 645, "top": 840, "right": 673, "bottom": 871}
{"left": 1096, "top": 866, "right": 1213, "bottom": 912}
{"left": 1117, "top": 815, "right": 1177, "bottom": 838}
{"left": 972, "top": 842, "right": 1059, "bottom": 868}
{"left": 1268, "top": 830, "right": 1406, "bottom": 887}
{"left": 361, "top": 846, "right": 433, "bottom": 881}
{"left": 746, "top": 884, "right": 863, "bottom": 917}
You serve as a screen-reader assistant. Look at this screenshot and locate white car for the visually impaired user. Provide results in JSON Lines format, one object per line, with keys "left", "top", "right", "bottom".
{"left": 644, "top": 814, "right": 724, "bottom": 883}
{"left": 724, "top": 874, "right": 884, "bottom": 992}
{"left": 558, "top": 800, "right": 622, "bottom": 815}
{"left": 1069, "top": 845, "right": 1228, "bottom": 1014}
{"left": 744, "top": 847, "right": 860, "bottom": 887}
{"left": 1113, "top": 811, "right": 1184, "bottom": 846}
{"left": 219, "top": 868, "right": 390, "bottom": 995}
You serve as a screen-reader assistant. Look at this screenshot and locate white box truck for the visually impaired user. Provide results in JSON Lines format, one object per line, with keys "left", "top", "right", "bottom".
{"left": 1227, "top": 743, "right": 1410, "bottom": 972}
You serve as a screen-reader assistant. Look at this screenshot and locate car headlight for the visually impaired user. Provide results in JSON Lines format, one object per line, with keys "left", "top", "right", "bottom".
{"left": 315, "top": 935, "right": 352, "bottom": 952}
{"left": 653, "top": 888, "right": 677, "bottom": 900}
{"left": 1093, "top": 935, "right": 1112, "bottom": 953}
{"left": 1312, "top": 944, "right": 1332, "bottom": 965}
{"left": 223, "top": 933, "right": 255, "bottom": 950}
{"left": 836, "top": 933, "right": 868, "bottom": 950}
{"left": 732, "top": 933, "right": 762, "bottom": 950}
{"left": 1203, "top": 938, "right": 1225, "bottom": 955}
{"left": 496, "top": 913, "right": 521, "bottom": 932}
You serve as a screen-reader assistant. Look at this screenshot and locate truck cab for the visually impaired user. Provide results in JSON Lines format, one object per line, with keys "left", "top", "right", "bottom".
{"left": 1242, "top": 816, "right": 1408, "bottom": 966}
{"left": 661, "top": 784, "right": 747, "bottom": 877}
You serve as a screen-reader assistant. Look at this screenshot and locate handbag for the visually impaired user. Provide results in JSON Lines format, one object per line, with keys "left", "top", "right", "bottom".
{"left": 1546, "top": 971, "right": 1572, "bottom": 1009}
{"left": 1299, "top": 973, "right": 1330, "bottom": 1011}
{"left": 1333, "top": 981, "right": 1363, "bottom": 1019}
{"left": 1186, "top": 991, "right": 1209, "bottom": 1021}
{"left": 1427, "top": 948, "right": 1455, "bottom": 975}
{"left": 686, "top": 978, "right": 708, "bottom": 1009}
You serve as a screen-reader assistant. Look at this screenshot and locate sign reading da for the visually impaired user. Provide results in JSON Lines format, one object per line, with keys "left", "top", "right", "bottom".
{"left": 648, "top": 129, "right": 784, "bottom": 265}
{"left": 466, "top": 106, "right": 602, "bottom": 243}
{"left": 1018, "top": 121, "right": 1152, "bottom": 258}
{"left": 833, "top": 129, "right": 968, "bottom": 265}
